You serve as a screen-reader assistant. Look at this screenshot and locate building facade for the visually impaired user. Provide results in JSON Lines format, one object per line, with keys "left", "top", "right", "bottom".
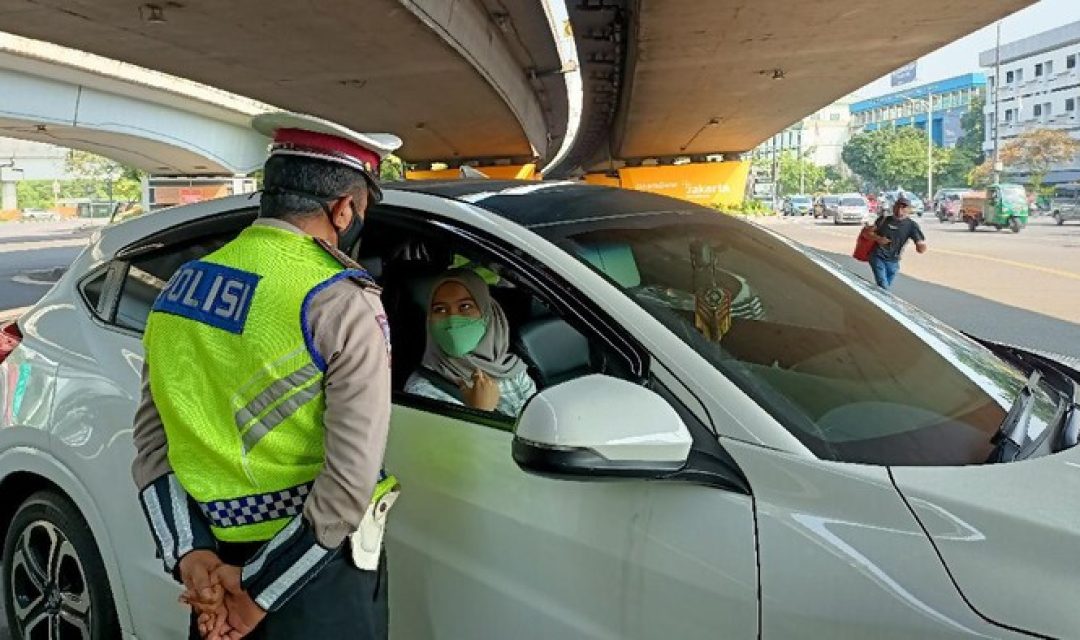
{"left": 980, "top": 21, "right": 1080, "bottom": 184}
{"left": 753, "top": 96, "right": 855, "bottom": 168}
{"left": 850, "top": 73, "right": 986, "bottom": 148}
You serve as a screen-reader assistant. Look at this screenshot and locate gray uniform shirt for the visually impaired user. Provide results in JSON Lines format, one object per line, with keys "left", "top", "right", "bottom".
{"left": 131, "top": 218, "right": 392, "bottom": 549}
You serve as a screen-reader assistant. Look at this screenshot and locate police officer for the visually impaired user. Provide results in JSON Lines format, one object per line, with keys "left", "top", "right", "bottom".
{"left": 131, "top": 112, "right": 401, "bottom": 639}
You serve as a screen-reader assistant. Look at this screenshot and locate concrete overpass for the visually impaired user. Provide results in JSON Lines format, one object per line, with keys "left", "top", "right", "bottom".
{"left": 0, "top": 0, "right": 1036, "bottom": 179}
{"left": 548, "top": 0, "right": 1036, "bottom": 175}
{"left": 0, "top": 32, "right": 269, "bottom": 176}
{"left": 0, "top": 0, "right": 569, "bottom": 169}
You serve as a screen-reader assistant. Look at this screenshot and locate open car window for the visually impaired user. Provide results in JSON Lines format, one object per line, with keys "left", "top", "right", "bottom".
{"left": 541, "top": 211, "right": 1057, "bottom": 467}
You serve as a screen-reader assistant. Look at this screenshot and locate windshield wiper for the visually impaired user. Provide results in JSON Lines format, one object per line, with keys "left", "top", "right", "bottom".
{"left": 987, "top": 369, "right": 1041, "bottom": 463}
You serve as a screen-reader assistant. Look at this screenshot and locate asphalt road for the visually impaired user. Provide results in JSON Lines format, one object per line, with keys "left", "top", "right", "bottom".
{"left": 0, "top": 221, "right": 98, "bottom": 312}
{"left": 766, "top": 213, "right": 1080, "bottom": 360}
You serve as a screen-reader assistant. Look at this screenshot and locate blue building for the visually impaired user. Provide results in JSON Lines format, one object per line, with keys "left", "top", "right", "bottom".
{"left": 850, "top": 73, "right": 987, "bottom": 147}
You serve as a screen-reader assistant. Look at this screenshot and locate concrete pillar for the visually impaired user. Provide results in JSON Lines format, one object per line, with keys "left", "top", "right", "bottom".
{"left": 1, "top": 181, "right": 17, "bottom": 212}
{"left": 141, "top": 175, "right": 151, "bottom": 213}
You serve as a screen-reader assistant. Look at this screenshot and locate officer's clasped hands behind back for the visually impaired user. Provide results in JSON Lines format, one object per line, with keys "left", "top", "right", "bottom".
{"left": 132, "top": 112, "right": 402, "bottom": 640}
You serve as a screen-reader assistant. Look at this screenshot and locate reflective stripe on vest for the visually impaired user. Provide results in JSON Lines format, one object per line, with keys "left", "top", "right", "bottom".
{"left": 147, "top": 225, "right": 350, "bottom": 542}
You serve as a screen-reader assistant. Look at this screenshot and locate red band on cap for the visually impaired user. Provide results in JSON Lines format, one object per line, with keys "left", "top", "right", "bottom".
{"left": 273, "top": 128, "right": 380, "bottom": 173}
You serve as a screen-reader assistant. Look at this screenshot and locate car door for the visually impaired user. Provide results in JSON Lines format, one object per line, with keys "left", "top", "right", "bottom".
{"left": 376, "top": 215, "right": 758, "bottom": 640}
{"left": 42, "top": 207, "right": 256, "bottom": 639}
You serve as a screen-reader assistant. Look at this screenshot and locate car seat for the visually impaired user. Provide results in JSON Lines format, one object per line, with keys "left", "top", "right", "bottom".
{"left": 514, "top": 316, "right": 592, "bottom": 388}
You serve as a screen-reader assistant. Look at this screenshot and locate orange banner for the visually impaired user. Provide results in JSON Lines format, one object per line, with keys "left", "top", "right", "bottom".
{"left": 583, "top": 173, "right": 621, "bottom": 188}
{"left": 616, "top": 162, "right": 750, "bottom": 207}
{"left": 407, "top": 163, "right": 539, "bottom": 181}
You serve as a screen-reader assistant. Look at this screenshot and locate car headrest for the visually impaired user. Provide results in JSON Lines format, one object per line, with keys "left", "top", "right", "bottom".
{"left": 514, "top": 316, "right": 591, "bottom": 388}
{"left": 575, "top": 242, "right": 641, "bottom": 288}
{"left": 358, "top": 256, "right": 383, "bottom": 281}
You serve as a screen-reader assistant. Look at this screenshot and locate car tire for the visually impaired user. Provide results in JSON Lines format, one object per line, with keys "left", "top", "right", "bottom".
{"left": 967, "top": 218, "right": 978, "bottom": 232}
{"left": 1009, "top": 217, "right": 1021, "bottom": 233}
{"left": 1055, "top": 212, "right": 1064, "bottom": 226}
{"left": 2, "top": 491, "right": 121, "bottom": 640}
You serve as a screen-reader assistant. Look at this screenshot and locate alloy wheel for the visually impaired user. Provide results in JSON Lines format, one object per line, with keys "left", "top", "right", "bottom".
{"left": 9, "top": 520, "right": 92, "bottom": 640}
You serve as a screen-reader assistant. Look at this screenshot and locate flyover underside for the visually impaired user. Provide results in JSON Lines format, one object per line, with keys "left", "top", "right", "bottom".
{"left": 0, "top": 63, "right": 267, "bottom": 175}
{"left": 562, "top": 0, "right": 1034, "bottom": 173}
{"left": 0, "top": 0, "right": 564, "bottom": 164}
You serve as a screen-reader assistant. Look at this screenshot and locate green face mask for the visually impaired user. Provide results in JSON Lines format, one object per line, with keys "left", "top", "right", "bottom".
{"left": 432, "top": 315, "right": 487, "bottom": 357}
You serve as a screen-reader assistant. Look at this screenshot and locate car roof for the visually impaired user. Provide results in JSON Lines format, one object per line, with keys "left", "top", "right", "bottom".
{"left": 92, "top": 179, "right": 706, "bottom": 256}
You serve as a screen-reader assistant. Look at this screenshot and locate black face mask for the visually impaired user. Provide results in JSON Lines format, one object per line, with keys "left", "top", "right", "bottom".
{"left": 260, "top": 186, "right": 365, "bottom": 257}
{"left": 335, "top": 200, "right": 364, "bottom": 258}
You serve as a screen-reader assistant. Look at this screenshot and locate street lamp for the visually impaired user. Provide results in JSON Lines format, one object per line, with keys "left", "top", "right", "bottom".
{"left": 903, "top": 94, "right": 934, "bottom": 204}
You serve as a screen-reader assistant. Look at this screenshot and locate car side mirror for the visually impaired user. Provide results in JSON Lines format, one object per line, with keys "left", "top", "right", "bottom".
{"left": 512, "top": 374, "right": 692, "bottom": 480}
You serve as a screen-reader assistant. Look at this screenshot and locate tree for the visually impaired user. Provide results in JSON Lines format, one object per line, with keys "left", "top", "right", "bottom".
{"left": 955, "top": 94, "right": 986, "bottom": 166}
{"left": 842, "top": 128, "right": 894, "bottom": 189}
{"left": 877, "top": 126, "right": 950, "bottom": 195}
{"left": 64, "top": 149, "right": 143, "bottom": 202}
{"left": 843, "top": 126, "right": 951, "bottom": 194}
{"left": 379, "top": 154, "right": 405, "bottom": 182}
{"left": 776, "top": 151, "right": 828, "bottom": 194}
{"left": 998, "top": 128, "right": 1080, "bottom": 195}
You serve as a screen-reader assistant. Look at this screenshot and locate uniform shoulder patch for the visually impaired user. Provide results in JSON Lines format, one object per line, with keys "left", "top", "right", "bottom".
{"left": 152, "top": 261, "right": 260, "bottom": 334}
{"left": 375, "top": 313, "right": 392, "bottom": 364}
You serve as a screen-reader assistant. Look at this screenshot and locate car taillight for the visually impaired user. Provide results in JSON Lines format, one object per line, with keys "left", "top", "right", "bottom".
{"left": 0, "top": 322, "right": 22, "bottom": 364}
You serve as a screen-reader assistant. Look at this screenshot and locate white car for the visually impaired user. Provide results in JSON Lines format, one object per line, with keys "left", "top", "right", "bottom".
{"left": 833, "top": 193, "right": 870, "bottom": 225}
{"left": 1, "top": 181, "right": 1078, "bottom": 640}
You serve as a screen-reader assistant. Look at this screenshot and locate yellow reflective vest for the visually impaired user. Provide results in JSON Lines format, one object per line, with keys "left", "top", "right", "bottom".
{"left": 145, "top": 224, "right": 363, "bottom": 542}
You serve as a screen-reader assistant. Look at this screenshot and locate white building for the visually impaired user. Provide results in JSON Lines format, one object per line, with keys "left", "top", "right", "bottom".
{"left": 981, "top": 21, "right": 1080, "bottom": 183}
{"left": 753, "top": 96, "right": 855, "bottom": 168}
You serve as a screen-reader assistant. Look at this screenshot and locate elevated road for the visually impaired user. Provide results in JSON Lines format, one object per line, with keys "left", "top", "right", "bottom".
{"left": 0, "top": 1, "right": 567, "bottom": 166}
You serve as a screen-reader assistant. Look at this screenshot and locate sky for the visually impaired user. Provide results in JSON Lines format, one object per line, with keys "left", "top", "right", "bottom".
{"left": 857, "top": 0, "right": 1079, "bottom": 98}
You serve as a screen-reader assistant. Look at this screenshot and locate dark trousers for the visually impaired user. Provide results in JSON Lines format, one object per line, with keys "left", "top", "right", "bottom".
{"left": 189, "top": 542, "right": 388, "bottom": 640}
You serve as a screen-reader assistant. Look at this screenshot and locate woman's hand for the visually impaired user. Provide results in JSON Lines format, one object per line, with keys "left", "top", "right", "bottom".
{"left": 461, "top": 370, "right": 500, "bottom": 412}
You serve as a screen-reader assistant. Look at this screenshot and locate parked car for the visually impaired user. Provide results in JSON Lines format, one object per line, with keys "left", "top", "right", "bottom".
{"left": 2, "top": 181, "right": 1079, "bottom": 640}
{"left": 937, "top": 191, "right": 967, "bottom": 223}
{"left": 833, "top": 193, "right": 870, "bottom": 224}
{"left": 20, "top": 208, "right": 59, "bottom": 221}
{"left": 933, "top": 188, "right": 968, "bottom": 220}
{"left": 782, "top": 194, "right": 813, "bottom": 216}
{"left": 1050, "top": 183, "right": 1080, "bottom": 225}
{"left": 812, "top": 195, "right": 840, "bottom": 219}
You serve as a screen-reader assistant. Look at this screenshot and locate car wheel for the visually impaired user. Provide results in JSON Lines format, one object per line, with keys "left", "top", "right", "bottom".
{"left": 1009, "top": 217, "right": 1021, "bottom": 233}
{"left": 3, "top": 491, "right": 120, "bottom": 640}
{"left": 967, "top": 218, "right": 978, "bottom": 232}
{"left": 1055, "top": 212, "right": 1064, "bottom": 226}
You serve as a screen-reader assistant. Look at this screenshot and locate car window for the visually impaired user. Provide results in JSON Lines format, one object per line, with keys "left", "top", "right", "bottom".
{"left": 110, "top": 233, "right": 238, "bottom": 332}
{"left": 544, "top": 211, "right": 1046, "bottom": 467}
{"left": 79, "top": 269, "right": 108, "bottom": 316}
{"left": 367, "top": 211, "right": 634, "bottom": 427}
{"left": 840, "top": 198, "right": 865, "bottom": 207}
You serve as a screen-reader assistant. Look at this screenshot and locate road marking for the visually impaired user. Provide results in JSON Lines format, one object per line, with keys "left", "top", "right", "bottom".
{"left": 0, "top": 238, "right": 89, "bottom": 253}
{"left": 0, "top": 306, "right": 30, "bottom": 322}
{"left": 11, "top": 275, "right": 54, "bottom": 286}
{"left": 806, "top": 228, "right": 1080, "bottom": 281}
{"left": 929, "top": 248, "right": 1080, "bottom": 281}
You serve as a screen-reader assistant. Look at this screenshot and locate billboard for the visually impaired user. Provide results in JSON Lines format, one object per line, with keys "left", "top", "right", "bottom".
{"left": 616, "top": 161, "right": 750, "bottom": 208}
{"left": 891, "top": 62, "right": 917, "bottom": 87}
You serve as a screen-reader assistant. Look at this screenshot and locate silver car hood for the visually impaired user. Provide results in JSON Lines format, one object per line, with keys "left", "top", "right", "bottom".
{"left": 891, "top": 442, "right": 1080, "bottom": 638}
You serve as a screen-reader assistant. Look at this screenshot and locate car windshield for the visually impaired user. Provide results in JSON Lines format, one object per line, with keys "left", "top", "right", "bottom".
{"left": 823, "top": 197, "right": 840, "bottom": 204}
{"left": 791, "top": 197, "right": 811, "bottom": 204}
{"left": 841, "top": 198, "right": 865, "bottom": 207}
{"left": 542, "top": 210, "right": 1059, "bottom": 466}
{"left": 1000, "top": 186, "right": 1027, "bottom": 205}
